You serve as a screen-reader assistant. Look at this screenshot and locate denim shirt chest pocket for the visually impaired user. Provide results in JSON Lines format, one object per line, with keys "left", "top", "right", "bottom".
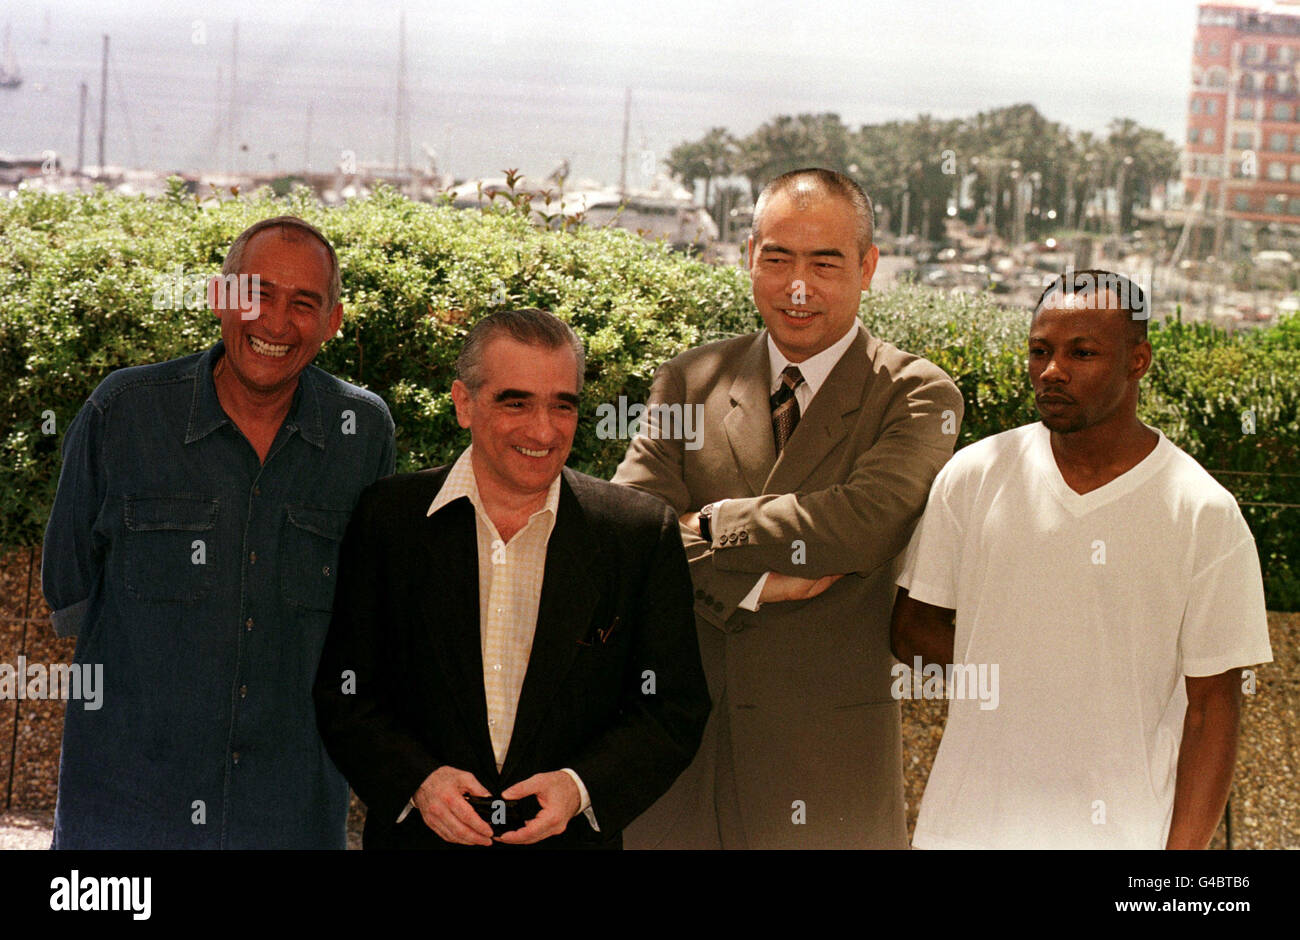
{"left": 282, "top": 505, "right": 351, "bottom": 611}
{"left": 123, "top": 494, "right": 220, "bottom": 603}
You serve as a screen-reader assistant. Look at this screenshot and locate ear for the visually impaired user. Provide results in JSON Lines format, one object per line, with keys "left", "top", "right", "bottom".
{"left": 746, "top": 235, "right": 756, "bottom": 273}
{"left": 450, "top": 379, "right": 473, "bottom": 430}
{"left": 859, "top": 244, "right": 880, "bottom": 291}
{"left": 326, "top": 302, "right": 344, "bottom": 340}
{"left": 1130, "top": 337, "right": 1153, "bottom": 382}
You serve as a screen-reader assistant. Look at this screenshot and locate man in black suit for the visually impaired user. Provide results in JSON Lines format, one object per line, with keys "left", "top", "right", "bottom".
{"left": 314, "top": 308, "right": 710, "bottom": 848}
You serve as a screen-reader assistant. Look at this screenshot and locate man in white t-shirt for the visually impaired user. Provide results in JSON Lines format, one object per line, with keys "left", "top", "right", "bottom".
{"left": 891, "top": 269, "right": 1273, "bottom": 849}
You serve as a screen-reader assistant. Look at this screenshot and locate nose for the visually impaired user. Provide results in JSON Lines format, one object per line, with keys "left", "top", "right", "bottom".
{"left": 257, "top": 291, "right": 291, "bottom": 337}
{"left": 786, "top": 261, "right": 817, "bottom": 304}
{"left": 1039, "top": 354, "right": 1067, "bottom": 384}
{"left": 524, "top": 406, "right": 562, "bottom": 444}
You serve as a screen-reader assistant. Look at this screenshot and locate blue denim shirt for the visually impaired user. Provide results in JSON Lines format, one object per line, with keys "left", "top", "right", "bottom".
{"left": 42, "top": 341, "right": 395, "bottom": 848}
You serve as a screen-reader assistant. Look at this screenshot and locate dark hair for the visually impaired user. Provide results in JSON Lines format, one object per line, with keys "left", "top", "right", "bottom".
{"left": 1033, "top": 268, "right": 1149, "bottom": 341}
{"left": 752, "top": 168, "right": 875, "bottom": 257}
{"left": 222, "top": 216, "right": 342, "bottom": 311}
{"left": 456, "top": 308, "right": 586, "bottom": 393}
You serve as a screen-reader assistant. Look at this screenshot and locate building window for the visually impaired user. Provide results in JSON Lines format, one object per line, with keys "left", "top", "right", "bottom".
{"left": 1206, "top": 98, "right": 1219, "bottom": 115}
{"left": 1270, "top": 132, "right": 1289, "bottom": 151}
{"left": 1235, "top": 131, "right": 1254, "bottom": 149}
{"left": 1281, "top": 74, "right": 1293, "bottom": 96}
{"left": 1246, "top": 44, "right": 1265, "bottom": 64}
{"left": 1194, "top": 40, "right": 1205, "bottom": 56}
{"left": 1291, "top": 163, "right": 1300, "bottom": 182}
{"left": 1281, "top": 45, "right": 1296, "bottom": 65}
{"left": 1289, "top": 197, "right": 1300, "bottom": 216}
{"left": 1269, "top": 196, "right": 1286, "bottom": 214}
{"left": 1269, "top": 161, "right": 1287, "bottom": 180}
{"left": 1204, "top": 128, "right": 1216, "bottom": 146}
{"left": 1239, "top": 100, "right": 1256, "bottom": 119}
{"left": 1190, "top": 98, "right": 1202, "bottom": 115}
{"left": 1189, "top": 127, "right": 1200, "bottom": 143}
{"left": 1209, "top": 41, "right": 1223, "bottom": 56}
{"left": 1234, "top": 194, "right": 1251, "bottom": 211}
{"left": 1275, "top": 102, "right": 1292, "bottom": 121}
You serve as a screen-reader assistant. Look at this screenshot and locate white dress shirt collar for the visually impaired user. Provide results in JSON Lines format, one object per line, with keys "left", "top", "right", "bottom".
{"left": 427, "top": 444, "right": 562, "bottom": 533}
{"left": 765, "top": 321, "right": 862, "bottom": 398}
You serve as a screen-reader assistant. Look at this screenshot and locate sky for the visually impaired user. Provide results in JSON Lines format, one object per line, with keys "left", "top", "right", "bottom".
{"left": 0, "top": 0, "right": 1216, "bottom": 180}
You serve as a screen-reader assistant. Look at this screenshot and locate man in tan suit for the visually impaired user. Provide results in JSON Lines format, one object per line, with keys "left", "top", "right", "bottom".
{"left": 612, "top": 168, "right": 963, "bottom": 848}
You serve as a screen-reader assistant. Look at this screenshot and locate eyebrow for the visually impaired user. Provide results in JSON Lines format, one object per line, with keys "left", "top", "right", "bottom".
{"left": 256, "top": 279, "right": 324, "bottom": 304}
{"left": 493, "top": 389, "right": 581, "bottom": 406}
{"left": 758, "top": 244, "right": 846, "bottom": 259}
{"left": 1028, "top": 334, "right": 1101, "bottom": 344}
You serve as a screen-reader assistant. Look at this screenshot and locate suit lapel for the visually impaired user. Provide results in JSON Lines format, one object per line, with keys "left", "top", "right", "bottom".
{"left": 722, "top": 332, "right": 777, "bottom": 497}
{"left": 499, "top": 470, "right": 600, "bottom": 782}
{"left": 764, "top": 324, "right": 872, "bottom": 494}
{"left": 415, "top": 485, "right": 499, "bottom": 779}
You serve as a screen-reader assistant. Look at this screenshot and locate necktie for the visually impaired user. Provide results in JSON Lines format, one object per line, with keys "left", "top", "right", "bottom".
{"left": 770, "top": 365, "right": 804, "bottom": 454}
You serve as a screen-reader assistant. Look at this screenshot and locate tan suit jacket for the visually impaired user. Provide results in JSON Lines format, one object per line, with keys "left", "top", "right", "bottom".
{"left": 612, "top": 322, "right": 963, "bottom": 848}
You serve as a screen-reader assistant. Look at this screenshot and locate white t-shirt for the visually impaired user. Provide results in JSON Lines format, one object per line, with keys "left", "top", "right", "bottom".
{"left": 897, "top": 422, "right": 1273, "bottom": 849}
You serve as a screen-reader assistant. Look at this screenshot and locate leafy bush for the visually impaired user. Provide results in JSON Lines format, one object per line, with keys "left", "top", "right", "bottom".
{"left": 2, "top": 186, "right": 1296, "bottom": 608}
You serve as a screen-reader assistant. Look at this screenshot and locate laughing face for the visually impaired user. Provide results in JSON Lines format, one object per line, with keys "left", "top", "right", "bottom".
{"left": 748, "top": 188, "right": 879, "bottom": 363}
{"left": 450, "top": 335, "right": 580, "bottom": 507}
{"left": 211, "top": 227, "right": 342, "bottom": 400}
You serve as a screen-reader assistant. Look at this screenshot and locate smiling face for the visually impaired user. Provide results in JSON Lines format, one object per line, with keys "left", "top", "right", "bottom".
{"left": 450, "top": 335, "right": 580, "bottom": 508}
{"left": 1028, "top": 289, "right": 1151, "bottom": 434}
{"left": 211, "top": 227, "right": 342, "bottom": 400}
{"left": 748, "top": 188, "right": 879, "bottom": 363}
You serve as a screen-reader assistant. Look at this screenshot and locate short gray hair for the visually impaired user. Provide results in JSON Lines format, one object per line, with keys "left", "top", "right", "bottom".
{"left": 456, "top": 308, "right": 586, "bottom": 393}
{"left": 222, "top": 215, "right": 342, "bottom": 311}
{"left": 752, "top": 168, "right": 875, "bottom": 258}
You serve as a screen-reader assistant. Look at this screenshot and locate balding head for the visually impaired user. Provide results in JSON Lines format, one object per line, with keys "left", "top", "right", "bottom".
{"left": 752, "top": 168, "right": 875, "bottom": 260}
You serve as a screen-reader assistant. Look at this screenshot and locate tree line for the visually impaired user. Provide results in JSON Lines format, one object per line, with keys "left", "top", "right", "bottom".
{"left": 667, "top": 105, "right": 1181, "bottom": 245}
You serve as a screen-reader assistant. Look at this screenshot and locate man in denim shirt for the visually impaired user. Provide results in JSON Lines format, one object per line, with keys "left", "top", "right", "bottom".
{"left": 42, "top": 216, "right": 395, "bottom": 848}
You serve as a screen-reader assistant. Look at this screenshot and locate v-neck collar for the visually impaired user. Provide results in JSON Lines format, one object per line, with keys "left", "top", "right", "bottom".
{"left": 1031, "top": 422, "right": 1171, "bottom": 516}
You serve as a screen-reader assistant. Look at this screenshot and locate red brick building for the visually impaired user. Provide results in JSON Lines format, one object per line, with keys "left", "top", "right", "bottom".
{"left": 1185, "top": 1, "right": 1300, "bottom": 225}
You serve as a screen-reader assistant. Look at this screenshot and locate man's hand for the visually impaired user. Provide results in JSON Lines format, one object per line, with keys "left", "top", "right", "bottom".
{"left": 679, "top": 511, "right": 701, "bottom": 536}
{"left": 494, "top": 771, "right": 582, "bottom": 845}
{"left": 412, "top": 765, "right": 495, "bottom": 846}
{"left": 758, "top": 571, "right": 843, "bottom": 604}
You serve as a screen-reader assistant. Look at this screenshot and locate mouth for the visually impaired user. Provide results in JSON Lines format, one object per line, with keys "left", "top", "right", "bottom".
{"left": 514, "top": 446, "right": 551, "bottom": 458}
{"left": 248, "top": 335, "right": 291, "bottom": 358}
{"left": 780, "top": 308, "right": 818, "bottom": 320}
{"left": 1036, "top": 396, "right": 1073, "bottom": 407}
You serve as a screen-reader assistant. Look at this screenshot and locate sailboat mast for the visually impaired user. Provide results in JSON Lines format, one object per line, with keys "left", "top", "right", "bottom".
{"left": 619, "top": 87, "right": 630, "bottom": 197}
{"left": 394, "top": 10, "right": 409, "bottom": 174}
{"left": 96, "top": 35, "right": 108, "bottom": 171}
{"left": 77, "top": 80, "right": 87, "bottom": 173}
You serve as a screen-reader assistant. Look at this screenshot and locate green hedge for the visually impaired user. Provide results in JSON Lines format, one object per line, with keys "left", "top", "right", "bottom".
{"left": 2, "top": 185, "right": 1297, "bottom": 608}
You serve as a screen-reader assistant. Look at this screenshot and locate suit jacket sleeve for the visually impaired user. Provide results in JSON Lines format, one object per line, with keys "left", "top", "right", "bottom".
{"left": 612, "top": 360, "right": 768, "bottom": 628}
{"left": 314, "top": 485, "right": 441, "bottom": 823}
{"left": 710, "top": 360, "right": 963, "bottom": 579}
{"left": 565, "top": 502, "right": 711, "bottom": 834}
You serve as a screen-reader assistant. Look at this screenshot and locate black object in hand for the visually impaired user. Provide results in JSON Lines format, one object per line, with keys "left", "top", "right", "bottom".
{"left": 466, "top": 794, "right": 542, "bottom": 836}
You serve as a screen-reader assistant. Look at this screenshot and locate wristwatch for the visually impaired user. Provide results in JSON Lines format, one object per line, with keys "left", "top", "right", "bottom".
{"left": 698, "top": 501, "right": 716, "bottom": 542}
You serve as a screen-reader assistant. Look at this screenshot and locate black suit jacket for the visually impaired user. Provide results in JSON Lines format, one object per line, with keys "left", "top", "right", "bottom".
{"left": 313, "top": 464, "right": 711, "bottom": 848}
